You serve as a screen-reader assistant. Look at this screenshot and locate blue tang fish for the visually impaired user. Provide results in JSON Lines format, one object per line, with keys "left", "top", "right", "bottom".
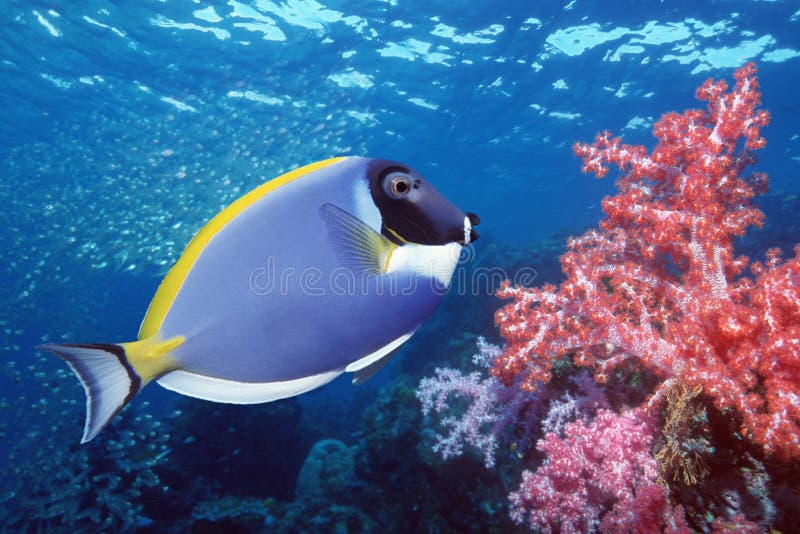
{"left": 39, "top": 157, "right": 480, "bottom": 443}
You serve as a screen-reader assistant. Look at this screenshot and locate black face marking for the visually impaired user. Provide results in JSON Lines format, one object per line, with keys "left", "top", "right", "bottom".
{"left": 365, "top": 159, "right": 479, "bottom": 246}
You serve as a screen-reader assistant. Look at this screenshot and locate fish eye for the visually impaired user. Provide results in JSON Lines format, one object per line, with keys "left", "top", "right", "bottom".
{"left": 386, "top": 172, "right": 412, "bottom": 198}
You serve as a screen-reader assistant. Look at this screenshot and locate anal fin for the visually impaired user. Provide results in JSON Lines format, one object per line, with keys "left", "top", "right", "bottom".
{"left": 346, "top": 330, "right": 415, "bottom": 385}
{"left": 156, "top": 368, "right": 342, "bottom": 404}
{"left": 352, "top": 347, "right": 402, "bottom": 385}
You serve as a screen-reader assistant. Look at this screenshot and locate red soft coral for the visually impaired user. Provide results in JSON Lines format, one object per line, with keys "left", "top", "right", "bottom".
{"left": 493, "top": 63, "right": 800, "bottom": 460}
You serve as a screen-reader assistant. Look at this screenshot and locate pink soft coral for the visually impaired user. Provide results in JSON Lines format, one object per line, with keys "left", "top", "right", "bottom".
{"left": 509, "top": 408, "right": 689, "bottom": 533}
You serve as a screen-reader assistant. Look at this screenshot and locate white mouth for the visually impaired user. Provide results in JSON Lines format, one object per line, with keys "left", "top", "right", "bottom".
{"left": 463, "top": 215, "right": 472, "bottom": 245}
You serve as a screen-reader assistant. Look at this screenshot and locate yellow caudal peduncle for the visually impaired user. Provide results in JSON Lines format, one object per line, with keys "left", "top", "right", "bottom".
{"left": 121, "top": 335, "right": 185, "bottom": 384}
{"left": 138, "top": 157, "right": 346, "bottom": 339}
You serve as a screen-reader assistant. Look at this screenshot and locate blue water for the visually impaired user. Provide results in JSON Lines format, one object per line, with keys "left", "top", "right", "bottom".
{"left": 1, "top": 1, "right": 799, "bottom": 532}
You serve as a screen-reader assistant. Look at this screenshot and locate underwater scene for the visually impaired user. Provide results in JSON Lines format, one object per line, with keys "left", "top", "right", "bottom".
{"left": 2, "top": 1, "right": 800, "bottom": 532}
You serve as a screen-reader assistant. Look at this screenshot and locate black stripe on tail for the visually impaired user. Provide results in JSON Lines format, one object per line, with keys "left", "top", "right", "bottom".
{"left": 37, "top": 343, "right": 142, "bottom": 443}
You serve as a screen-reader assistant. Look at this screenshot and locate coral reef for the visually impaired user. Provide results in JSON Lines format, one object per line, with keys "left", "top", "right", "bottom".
{"left": 417, "top": 338, "right": 546, "bottom": 469}
{"left": 509, "top": 408, "right": 687, "bottom": 534}
{"left": 654, "top": 383, "right": 711, "bottom": 487}
{"left": 5, "top": 63, "right": 800, "bottom": 534}
{"left": 418, "top": 64, "right": 800, "bottom": 532}
{"left": 294, "top": 439, "right": 356, "bottom": 506}
{"left": 159, "top": 396, "right": 310, "bottom": 504}
{"left": 495, "top": 63, "right": 800, "bottom": 461}
{"left": 0, "top": 359, "right": 171, "bottom": 532}
{"left": 192, "top": 495, "right": 280, "bottom": 531}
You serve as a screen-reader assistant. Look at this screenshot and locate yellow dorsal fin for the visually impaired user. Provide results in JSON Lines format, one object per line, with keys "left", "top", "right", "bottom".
{"left": 139, "top": 157, "right": 346, "bottom": 340}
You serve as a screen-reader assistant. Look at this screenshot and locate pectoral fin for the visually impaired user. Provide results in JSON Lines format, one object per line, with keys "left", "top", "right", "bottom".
{"left": 319, "top": 203, "right": 396, "bottom": 274}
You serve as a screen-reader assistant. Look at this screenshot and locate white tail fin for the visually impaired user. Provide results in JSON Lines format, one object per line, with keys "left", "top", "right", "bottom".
{"left": 38, "top": 343, "right": 142, "bottom": 443}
